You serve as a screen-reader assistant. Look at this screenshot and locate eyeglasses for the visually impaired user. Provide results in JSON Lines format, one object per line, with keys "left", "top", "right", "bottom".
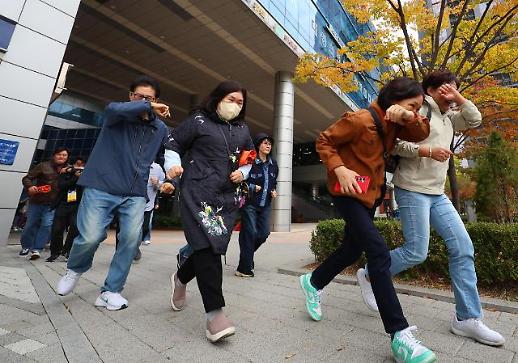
{"left": 131, "top": 92, "right": 156, "bottom": 102}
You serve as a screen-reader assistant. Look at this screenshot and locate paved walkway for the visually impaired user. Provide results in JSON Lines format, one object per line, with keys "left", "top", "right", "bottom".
{"left": 1, "top": 227, "right": 517, "bottom": 362}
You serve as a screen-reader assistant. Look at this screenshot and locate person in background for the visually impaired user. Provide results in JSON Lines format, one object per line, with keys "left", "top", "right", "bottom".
{"left": 134, "top": 161, "right": 175, "bottom": 261}
{"left": 47, "top": 157, "right": 86, "bottom": 262}
{"left": 357, "top": 70, "right": 505, "bottom": 347}
{"left": 300, "top": 78, "right": 437, "bottom": 363}
{"left": 56, "top": 75, "right": 171, "bottom": 311}
{"left": 235, "top": 133, "right": 278, "bottom": 277}
{"left": 20, "top": 147, "right": 69, "bottom": 260}
{"left": 165, "top": 80, "right": 254, "bottom": 343}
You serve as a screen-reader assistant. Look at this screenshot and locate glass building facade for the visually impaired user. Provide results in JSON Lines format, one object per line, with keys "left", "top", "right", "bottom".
{"left": 256, "top": 0, "right": 379, "bottom": 109}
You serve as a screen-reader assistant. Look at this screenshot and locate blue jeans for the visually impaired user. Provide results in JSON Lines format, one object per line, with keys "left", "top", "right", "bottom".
{"left": 237, "top": 204, "right": 271, "bottom": 272}
{"left": 20, "top": 203, "right": 55, "bottom": 251}
{"left": 391, "top": 187, "right": 482, "bottom": 319}
{"left": 67, "top": 188, "right": 146, "bottom": 293}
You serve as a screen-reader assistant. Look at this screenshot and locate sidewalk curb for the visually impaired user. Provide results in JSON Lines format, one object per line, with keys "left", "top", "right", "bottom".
{"left": 278, "top": 266, "right": 518, "bottom": 315}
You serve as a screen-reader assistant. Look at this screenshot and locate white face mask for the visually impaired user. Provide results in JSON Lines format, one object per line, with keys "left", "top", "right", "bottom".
{"left": 217, "top": 101, "right": 242, "bottom": 121}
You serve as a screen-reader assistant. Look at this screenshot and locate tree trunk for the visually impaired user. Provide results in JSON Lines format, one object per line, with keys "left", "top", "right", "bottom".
{"left": 448, "top": 155, "right": 461, "bottom": 211}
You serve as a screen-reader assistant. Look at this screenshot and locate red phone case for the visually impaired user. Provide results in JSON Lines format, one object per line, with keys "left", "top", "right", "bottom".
{"left": 36, "top": 185, "right": 52, "bottom": 194}
{"left": 334, "top": 176, "right": 370, "bottom": 193}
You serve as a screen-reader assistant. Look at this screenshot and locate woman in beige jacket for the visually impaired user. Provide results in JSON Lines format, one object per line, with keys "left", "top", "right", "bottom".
{"left": 358, "top": 70, "right": 505, "bottom": 347}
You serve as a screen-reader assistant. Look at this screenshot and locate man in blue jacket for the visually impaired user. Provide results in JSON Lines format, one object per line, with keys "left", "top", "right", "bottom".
{"left": 56, "top": 76, "right": 171, "bottom": 310}
{"left": 236, "top": 133, "right": 278, "bottom": 277}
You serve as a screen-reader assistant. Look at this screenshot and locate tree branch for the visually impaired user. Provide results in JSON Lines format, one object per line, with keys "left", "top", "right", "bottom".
{"left": 457, "top": 4, "right": 518, "bottom": 78}
{"left": 396, "top": 0, "right": 420, "bottom": 78}
{"left": 440, "top": 0, "right": 470, "bottom": 70}
{"left": 454, "top": 0, "right": 493, "bottom": 74}
{"left": 460, "top": 55, "right": 518, "bottom": 91}
{"left": 430, "top": 0, "right": 447, "bottom": 68}
{"left": 460, "top": 15, "right": 516, "bottom": 82}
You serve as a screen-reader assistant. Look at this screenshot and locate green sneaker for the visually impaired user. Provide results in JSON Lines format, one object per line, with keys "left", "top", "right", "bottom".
{"left": 391, "top": 326, "right": 436, "bottom": 363}
{"left": 299, "top": 273, "right": 322, "bottom": 321}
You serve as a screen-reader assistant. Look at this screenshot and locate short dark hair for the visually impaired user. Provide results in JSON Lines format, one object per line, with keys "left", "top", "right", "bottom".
{"left": 74, "top": 157, "right": 86, "bottom": 164}
{"left": 377, "top": 77, "right": 425, "bottom": 111}
{"left": 130, "top": 75, "right": 161, "bottom": 98}
{"left": 53, "top": 147, "right": 70, "bottom": 156}
{"left": 422, "top": 70, "right": 459, "bottom": 95}
{"left": 199, "top": 80, "right": 247, "bottom": 121}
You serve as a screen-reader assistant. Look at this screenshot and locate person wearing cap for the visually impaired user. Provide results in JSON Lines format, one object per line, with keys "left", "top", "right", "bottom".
{"left": 236, "top": 133, "right": 278, "bottom": 277}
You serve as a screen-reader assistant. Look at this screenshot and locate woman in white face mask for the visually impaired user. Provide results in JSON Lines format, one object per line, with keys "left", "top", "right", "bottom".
{"left": 163, "top": 81, "right": 255, "bottom": 343}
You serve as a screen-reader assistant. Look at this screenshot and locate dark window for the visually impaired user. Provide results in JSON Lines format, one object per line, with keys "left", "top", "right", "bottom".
{"left": 0, "top": 16, "right": 16, "bottom": 51}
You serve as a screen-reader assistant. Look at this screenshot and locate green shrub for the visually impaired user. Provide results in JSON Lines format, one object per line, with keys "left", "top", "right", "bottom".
{"left": 310, "top": 219, "right": 518, "bottom": 287}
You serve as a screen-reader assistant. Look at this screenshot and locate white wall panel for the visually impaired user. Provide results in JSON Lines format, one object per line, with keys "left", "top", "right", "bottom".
{"left": 3, "top": 25, "right": 67, "bottom": 77}
{"left": 0, "top": 172, "right": 25, "bottom": 209}
{"left": 0, "top": 135, "right": 38, "bottom": 173}
{"left": 40, "top": 0, "right": 81, "bottom": 17}
{"left": 0, "top": 62, "right": 55, "bottom": 107}
{"left": 0, "top": 0, "right": 25, "bottom": 22}
{"left": 18, "top": 0, "right": 75, "bottom": 44}
{"left": 0, "top": 96, "right": 46, "bottom": 139}
{"left": 0, "top": 209, "right": 17, "bottom": 244}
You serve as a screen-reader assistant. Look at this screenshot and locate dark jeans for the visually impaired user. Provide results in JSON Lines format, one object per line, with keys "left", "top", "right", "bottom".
{"left": 238, "top": 204, "right": 271, "bottom": 272}
{"left": 311, "top": 197, "right": 409, "bottom": 334}
{"left": 50, "top": 206, "right": 78, "bottom": 256}
{"left": 177, "top": 248, "right": 224, "bottom": 313}
{"left": 141, "top": 210, "right": 153, "bottom": 244}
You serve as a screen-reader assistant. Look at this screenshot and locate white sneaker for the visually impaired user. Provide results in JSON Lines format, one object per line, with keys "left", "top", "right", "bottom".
{"left": 94, "top": 291, "right": 128, "bottom": 311}
{"left": 29, "top": 251, "right": 40, "bottom": 260}
{"left": 142, "top": 240, "right": 151, "bottom": 246}
{"left": 56, "top": 269, "right": 82, "bottom": 296}
{"left": 451, "top": 314, "right": 505, "bottom": 346}
{"left": 356, "top": 268, "right": 379, "bottom": 312}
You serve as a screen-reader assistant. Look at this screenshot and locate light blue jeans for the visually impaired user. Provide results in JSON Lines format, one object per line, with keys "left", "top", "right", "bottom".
{"left": 67, "top": 188, "right": 146, "bottom": 293}
{"left": 20, "top": 203, "right": 55, "bottom": 252}
{"left": 391, "top": 187, "right": 482, "bottom": 319}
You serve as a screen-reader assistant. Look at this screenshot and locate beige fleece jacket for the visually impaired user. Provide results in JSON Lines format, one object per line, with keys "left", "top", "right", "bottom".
{"left": 391, "top": 95, "right": 482, "bottom": 195}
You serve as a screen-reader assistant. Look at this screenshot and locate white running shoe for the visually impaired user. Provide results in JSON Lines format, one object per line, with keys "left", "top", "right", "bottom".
{"left": 56, "top": 269, "right": 82, "bottom": 296}
{"left": 356, "top": 268, "right": 379, "bottom": 312}
{"left": 142, "top": 240, "right": 151, "bottom": 246}
{"left": 94, "top": 291, "right": 128, "bottom": 311}
{"left": 451, "top": 314, "right": 505, "bottom": 346}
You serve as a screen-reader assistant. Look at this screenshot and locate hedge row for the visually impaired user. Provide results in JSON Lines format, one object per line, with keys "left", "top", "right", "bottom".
{"left": 310, "top": 219, "right": 518, "bottom": 287}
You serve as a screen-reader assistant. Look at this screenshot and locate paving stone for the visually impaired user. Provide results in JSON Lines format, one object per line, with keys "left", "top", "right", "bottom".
{"left": 456, "top": 340, "right": 515, "bottom": 363}
{"left": 25, "top": 343, "right": 67, "bottom": 363}
{"left": 0, "top": 266, "right": 40, "bottom": 303}
{"left": 0, "top": 346, "right": 34, "bottom": 363}
{"left": 4, "top": 338, "right": 46, "bottom": 355}
{"left": 0, "top": 327, "right": 9, "bottom": 336}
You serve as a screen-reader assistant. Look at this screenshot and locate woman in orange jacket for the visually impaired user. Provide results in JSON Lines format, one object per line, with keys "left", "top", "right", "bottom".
{"left": 299, "top": 78, "right": 437, "bottom": 363}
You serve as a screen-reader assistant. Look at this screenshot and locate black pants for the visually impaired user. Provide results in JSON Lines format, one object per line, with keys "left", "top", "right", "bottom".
{"left": 50, "top": 206, "right": 78, "bottom": 256}
{"left": 177, "top": 247, "right": 224, "bottom": 313}
{"left": 311, "top": 197, "right": 409, "bottom": 334}
{"left": 141, "top": 210, "right": 153, "bottom": 243}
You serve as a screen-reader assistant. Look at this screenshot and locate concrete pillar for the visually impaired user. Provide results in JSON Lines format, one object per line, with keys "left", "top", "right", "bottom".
{"left": 0, "top": 0, "right": 81, "bottom": 245}
{"left": 271, "top": 71, "right": 294, "bottom": 232}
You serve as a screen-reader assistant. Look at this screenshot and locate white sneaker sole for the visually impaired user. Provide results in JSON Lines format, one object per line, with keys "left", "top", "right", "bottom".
{"left": 450, "top": 326, "right": 505, "bottom": 346}
{"left": 205, "top": 326, "right": 235, "bottom": 343}
{"left": 94, "top": 296, "right": 128, "bottom": 311}
{"left": 170, "top": 273, "right": 184, "bottom": 311}
{"left": 356, "top": 269, "right": 379, "bottom": 312}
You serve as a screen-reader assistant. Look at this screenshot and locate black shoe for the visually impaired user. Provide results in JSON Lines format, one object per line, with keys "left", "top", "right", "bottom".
{"left": 133, "top": 248, "right": 142, "bottom": 262}
{"left": 19, "top": 248, "right": 30, "bottom": 256}
{"left": 46, "top": 255, "right": 59, "bottom": 262}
